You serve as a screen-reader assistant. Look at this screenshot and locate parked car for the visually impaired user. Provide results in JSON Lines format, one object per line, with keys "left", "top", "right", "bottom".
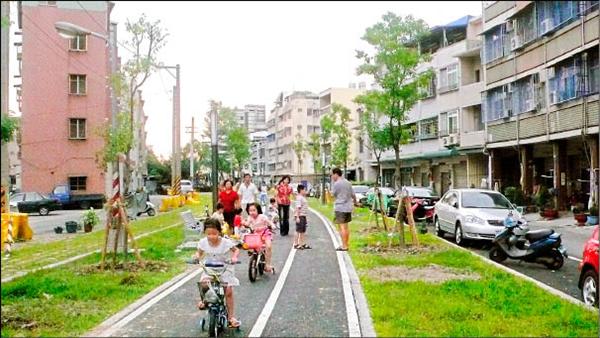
{"left": 387, "top": 186, "right": 440, "bottom": 220}
{"left": 352, "top": 185, "right": 370, "bottom": 204}
{"left": 180, "top": 180, "right": 194, "bottom": 194}
{"left": 578, "top": 225, "right": 598, "bottom": 307}
{"left": 434, "top": 189, "right": 522, "bottom": 246}
{"left": 49, "top": 184, "right": 105, "bottom": 210}
{"left": 9, "top": 192, "right": 61, "bottom": 216}
{"left": 361, "top": 187, "right": 396, "bottom": 209}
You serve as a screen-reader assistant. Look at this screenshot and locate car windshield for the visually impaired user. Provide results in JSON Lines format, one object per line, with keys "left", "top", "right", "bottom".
{"left": 461, "top": 191, "right": 513, "bottom": 209}
{"left": 405, "top": 187, "right": 433, "bottom": 197}
{"left": 353, "top": 186, "right": 369, "bottom": 194}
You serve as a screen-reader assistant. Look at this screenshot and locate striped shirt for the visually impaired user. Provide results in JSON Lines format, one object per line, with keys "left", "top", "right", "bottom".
{"left": 294, "top": 194, "right": 308, "bottom": 217}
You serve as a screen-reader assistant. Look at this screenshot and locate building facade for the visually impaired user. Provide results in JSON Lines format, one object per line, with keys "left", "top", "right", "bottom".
{"left": 378, "top": 15, "right": 486, "bottom": 196}
{"left": 19, "top": 1, "right": 113, "bottom": 194}
{"left": 481, "top": 0, "right": 599, "bottom": 210}
{"left": 234, "top": 104, "right": 266, "bottom": 133}
{"left": 319, "top": 87, "right": 375, "bottom": 182}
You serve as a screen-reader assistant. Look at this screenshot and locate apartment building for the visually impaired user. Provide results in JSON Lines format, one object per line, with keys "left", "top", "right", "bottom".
{"left": 319, "top": 87, "right": 373, "bottom": 182}
{"left": 248, "top": 130, "right": 269, "bottom": 183}
{"left": 481, "top": 0, "right": 599, "bottom": 210}
{"left": 265, "top": 91, "right": 320, "bottom": 182}
{"left": 233, "top": 104, "right": 266, "bottom": 133}
{"left": 378, "top": 15, "right": 486, "bottom": 196}
{"left": 19, "top": 1, "right": 113, "bottom": 194}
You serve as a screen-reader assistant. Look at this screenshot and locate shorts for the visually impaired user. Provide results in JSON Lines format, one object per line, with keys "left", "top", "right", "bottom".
{"left": 334, "top": 211, "right": 352, "bottom": 224}
{"left": 295, "top": 216, "right": 307, "bottom": 233}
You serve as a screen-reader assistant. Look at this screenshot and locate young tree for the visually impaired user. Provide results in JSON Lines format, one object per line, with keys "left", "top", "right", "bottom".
{"left": 354, "top": 98, "right": 390, "bottom": 186}
{"left": 225, "top": 126, "right": 251, "bottom": 178}
{"left": 306, "top": 132, "right": 322, "bottom": 175}
{"left": 292, "top": 133, "right": 306, "bottom": 174}
{"left": 320, "top": 103, "right": 352, "bottom": 175}
{"left": 356, "top": 12, "right": 431, "bottom": 188}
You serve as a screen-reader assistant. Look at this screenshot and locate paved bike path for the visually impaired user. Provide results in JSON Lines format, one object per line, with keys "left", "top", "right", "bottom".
{"left": 107, "top": 210, "right": 348, "bottom": 337}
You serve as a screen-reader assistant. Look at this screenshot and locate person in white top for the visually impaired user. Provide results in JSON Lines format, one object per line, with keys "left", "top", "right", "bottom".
{"left": 238, "top": 173, "right": 258, "bottom": 215}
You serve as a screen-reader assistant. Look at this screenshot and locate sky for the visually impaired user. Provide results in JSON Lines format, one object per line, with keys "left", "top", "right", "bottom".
{"left": 9, "top": 1, "right": 482, "bottom": 159}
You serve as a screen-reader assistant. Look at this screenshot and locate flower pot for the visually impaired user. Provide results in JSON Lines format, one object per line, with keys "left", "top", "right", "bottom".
{"left": 84, "top": 223, "right": 93, "bottom": 233}
{"left": 54, "top": 226, "right": 63, "bottom": 234}
{"left": 587, "top": 215, "right": 599, "bottom": 226}
{"left": 65, "top": 221, "right": 78, "bottom": 233}
{"left": 544, "top": 209, "right": 559, "bottom": 220}
{"left": 574, "top": 213, "right": 587, "bottom": 226}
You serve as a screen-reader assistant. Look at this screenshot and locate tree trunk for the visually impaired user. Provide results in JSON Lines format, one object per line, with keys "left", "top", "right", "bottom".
{"left": 375, "top": 156, "right": 381, "bottom": 187}
{"left": 393, "top": 144, "right": 401, "bottom": 189}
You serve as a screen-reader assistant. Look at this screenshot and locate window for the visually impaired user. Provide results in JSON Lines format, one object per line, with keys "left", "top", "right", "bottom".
{"left": 549, "top": 55, "right": 582, "bottom": 104}
{"left": 475, "top": 70, "right": 480, "bottom": 83}
{"left": 69, "top": 74, "right": 86, "bottom": 95}
{"left": 419, "top": 118, "right": 438, "bottom": 139}
{"left": 69, "top": 35, "right": 87, "bottom": 51}
{"left": 537, "top": 1, "right": 580, "bottom": 35}
{"left": 448, "top": 111, "right": 458, "bottom": 134}
{"left": 473, "top": 107, "right": 484, "bottom": 131}
{"left": 25, "top": 192, "right": 43, "bottom": 202}
{"left": 406, "top": 123, "right": 417, "bottom": 142}
{"left": 69, "top": 118, "right": 86, "bottom": 139}
{"left": 358, "top": 137, "right": 364, "bottom": 153}
{"left": 439, "top": 112, "right": 448, "bottom": 136}
{"left": 39, "top": 1, "right": 57, "bottom": 5}
{"left": 439, "top": 64, "right": 458, "bottom": 93}
{"left": 484, "top": 25, "right": 507, "bottom": 63}
{"left": 297, "top": 108, "right": 303, "bottom": 113}
{"left": 587, "top": 49, "right": 599, "bottom": 95}
{"left": 483, "top": 85, "right": 511, "bottom": 122}
{"left": 509, "top": 6, "right": 537, "bottom": 48}
{"left": 307, "top": 108, "right": 312, "bottom": 116}
{"left": 420, "top": 73, "right": 436, "bottom": 98}
{"left": 512, "top": 76, "right": 537, "bottom": 114}
{"left": 69, "top": 176, "right": 87, "bottom": 191}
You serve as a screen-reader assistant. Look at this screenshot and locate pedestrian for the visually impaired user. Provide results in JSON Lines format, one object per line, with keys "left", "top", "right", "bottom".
{"left": 218, "top": 179, "right": 239, "bottom": 228}
{"left": 211, "top": 202, "right": 225, "bottom": 226}
{"left": 259, "top": 183, "right": 268, "bottom": 208}
{"left": 276, "top": 175, "right": 293, "bottom": 236}
{"left": 244, "top": 203, "right": 275, "bottom": 273}
{"left": 331, "top": 167, "right": 356, "bottom": 251}
{"left": 233, "top": 208, "right": 243, "bottom": 236}
{"left": 293, "top": 184, "right": 311, "bottom": 250}
{"left": 267, "top": 197, "right": 280, "bottom": 229}
{"left": 238, "top": 173, "right": 259, "bottom": 215}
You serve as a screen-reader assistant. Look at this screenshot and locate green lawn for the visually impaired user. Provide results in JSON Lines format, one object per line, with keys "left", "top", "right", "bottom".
{"left": 309, "top": 199, "right": 598, "bottom": 337}
{"left": 1, "top": 194, "right": 212, "bottom": 337}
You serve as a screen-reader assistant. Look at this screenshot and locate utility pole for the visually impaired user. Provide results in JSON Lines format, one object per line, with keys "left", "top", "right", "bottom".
{"left": 156, "top": 64, "right": 181, "bottom": 194}
{"left": 185, "top": 117, "right": 200, "bottom": 182}
{"left": 210, "top": 100, "right": 220, "bottom": 210}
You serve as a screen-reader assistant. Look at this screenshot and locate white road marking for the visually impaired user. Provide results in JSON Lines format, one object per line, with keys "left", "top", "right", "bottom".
{"left": 248, "top": 247, "right": 297, "bottom": 337}
{"left": 568, "top": 256, "right": 582, "bottom": 262}
{"left": 311, "top": 208, "right": 361, "bottom": 337}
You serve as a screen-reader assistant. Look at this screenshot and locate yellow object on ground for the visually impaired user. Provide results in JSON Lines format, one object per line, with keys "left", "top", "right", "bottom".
{"left": 1, "top": 212, "right": 33, "bottom": 241}
{"left": 192, "top": 192, "right": 201, "bottom": 201}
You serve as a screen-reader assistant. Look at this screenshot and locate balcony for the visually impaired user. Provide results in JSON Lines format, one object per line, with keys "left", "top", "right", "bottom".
{"left": 453, "top": 39, "right": 482, "bottom": 58}
{"left": 459, "top": 82, "right": 484, "bottom": 108}
{"left": 460, "top": 130, "right": 485, "bottom": 148}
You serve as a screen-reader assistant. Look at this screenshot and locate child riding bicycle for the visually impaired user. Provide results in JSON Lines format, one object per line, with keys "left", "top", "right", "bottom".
{"left": 243, "top": 203, "right": 275, "bottom": 273}
{"left": 196, "top": 218, "right": 241, "bottom": 328}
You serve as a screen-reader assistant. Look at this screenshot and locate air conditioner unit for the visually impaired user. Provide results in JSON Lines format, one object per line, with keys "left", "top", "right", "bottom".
{"left": 540, "top": 18, "right": 553, "bottom": 35}
{"left": 524, "top": 99, "right": 535, "bottom": 112}
{"left": 547, "top": 66, "right": 556, "bottom": 79}
{"left": 549, "top": 91, "right": 558, "bottom": 105}
{"left": 510, "top": 36, "right": 521, "bottom": 51}
{"left": 442, "top": 136, "right": 451, "bottom": 146}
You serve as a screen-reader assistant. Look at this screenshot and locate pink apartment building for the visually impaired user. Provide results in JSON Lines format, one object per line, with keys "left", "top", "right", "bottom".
{"left": 19, "top": 1, "right": 113, "bottom": 195}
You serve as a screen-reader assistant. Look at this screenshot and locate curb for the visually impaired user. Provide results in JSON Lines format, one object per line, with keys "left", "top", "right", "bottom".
{"left": 84, "top": 264, "right": 199, "bottom": 337}
{"left": 309, "top": 207, "right": 377, "bottom": 338}
{"left": 441, "top": 237, "right": 598, "bottom": 312}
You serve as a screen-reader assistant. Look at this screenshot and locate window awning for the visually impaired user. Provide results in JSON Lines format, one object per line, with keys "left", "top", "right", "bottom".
{"left": 398, "top": 148, "right": 459, "bottom": 161}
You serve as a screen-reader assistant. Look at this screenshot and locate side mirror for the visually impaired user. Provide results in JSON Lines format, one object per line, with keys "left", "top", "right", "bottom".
{"left": 453, "top": 202, "right": 459, "bottom": 209}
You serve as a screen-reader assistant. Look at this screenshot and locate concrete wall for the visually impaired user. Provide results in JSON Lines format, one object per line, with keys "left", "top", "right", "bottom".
{"left": 20, "top": 3, "right": 110, "bottom": 194}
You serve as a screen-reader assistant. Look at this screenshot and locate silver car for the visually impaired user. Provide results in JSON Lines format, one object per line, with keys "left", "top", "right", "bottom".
{"left": 434, "top": 189, "right": 522, "bottom": 246}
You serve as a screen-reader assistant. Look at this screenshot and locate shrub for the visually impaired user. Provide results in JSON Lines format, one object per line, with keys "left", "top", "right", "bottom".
{"left": 535, "top": 186, "right": 551, "bottom": 208}
{"left": 504, "top": 186, "right": 525, "bottom": 206}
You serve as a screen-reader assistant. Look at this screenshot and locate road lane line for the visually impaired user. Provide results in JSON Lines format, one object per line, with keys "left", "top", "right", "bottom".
{"left": 568, "top": 256, "right": 582, "bottom": 262}
{"left": 311, "top": 208, "right": 361, "bottom": 337}
{"left": 248, "top": 246, "right": 297, "bottom": 337}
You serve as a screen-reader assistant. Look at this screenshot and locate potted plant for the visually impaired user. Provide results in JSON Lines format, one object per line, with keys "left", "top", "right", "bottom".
{"left": 573, "top": 207, "right": 587, "bottom": 226}
{"left": 65, "top": 221, "right": 78, "bottom": 233}
{"left": 535, "top": 186, "right": 551, "bottom": 217}
{"left": 54, "top": 226, "right": 64, "bottom": 234}
{"left": 588, "top": 205, "right": 599, "bottom": 226}
{"left": 82, "top": 208, "right": 100, "bottom": 233}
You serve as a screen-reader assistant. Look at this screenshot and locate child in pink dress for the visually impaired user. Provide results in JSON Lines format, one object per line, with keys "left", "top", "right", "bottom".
{"left": 244, "top": 203, "right": 275, "bottom": 273}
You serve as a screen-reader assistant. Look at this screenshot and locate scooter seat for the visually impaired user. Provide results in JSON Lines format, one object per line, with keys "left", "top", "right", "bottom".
{"left": 525, "top": 229, "right": 554, "bottom": 242}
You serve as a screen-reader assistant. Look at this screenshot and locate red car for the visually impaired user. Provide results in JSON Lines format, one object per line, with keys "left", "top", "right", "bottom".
{"left": 578, "top": 225, "right": 599, "bottom": 307}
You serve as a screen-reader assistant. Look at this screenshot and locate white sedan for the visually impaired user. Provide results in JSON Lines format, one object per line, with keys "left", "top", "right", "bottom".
{"left": 434, "top": 189, "right": 522, "bottom": 246}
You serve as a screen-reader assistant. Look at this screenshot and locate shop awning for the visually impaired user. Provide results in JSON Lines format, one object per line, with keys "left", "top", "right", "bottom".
{"left": 381, "top": 148, "right": 460, "bottom": 162}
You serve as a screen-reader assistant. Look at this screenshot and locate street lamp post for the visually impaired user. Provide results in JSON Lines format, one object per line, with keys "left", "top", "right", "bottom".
{"left": 210, "top": 100, "right": 220, "bottom": 210}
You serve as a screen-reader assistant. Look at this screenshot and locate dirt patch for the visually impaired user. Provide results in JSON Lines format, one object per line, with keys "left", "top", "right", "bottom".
{"left": 360, "top": 242, "right": 439, "bottom": 255}
{"left": 365, "top": 264, "right": 480, "bottom": 284}
{"left": 77, "top": 260, "right": 170, "bottom": 275}
{"left": 358, "top": 226, "right": 382, "bottom": 235}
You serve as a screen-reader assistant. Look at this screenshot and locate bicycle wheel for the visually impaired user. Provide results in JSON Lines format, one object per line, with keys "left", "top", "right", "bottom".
{"left": 248, "top": 254, "right": 258, "bottom": 282}
{"left": 258, "top": 252, "right": 265, "bottom": 276}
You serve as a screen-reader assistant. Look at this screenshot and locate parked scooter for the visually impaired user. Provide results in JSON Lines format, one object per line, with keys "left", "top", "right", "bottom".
{"left": 136, "top": 201, "right": 156, "bottom": 217}
{"left": 489, "top": 212, "right": 567, "bottom": 270}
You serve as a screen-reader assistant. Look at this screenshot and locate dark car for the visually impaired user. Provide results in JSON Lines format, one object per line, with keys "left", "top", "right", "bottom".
{"left": 578, "top": 225, "right": 598, "bottom": 307}
{"left": 387, "top": 186, "right": 439, "bottom": 219}
{"left": 9, "top": 192, "right": 61, "bottom": 216}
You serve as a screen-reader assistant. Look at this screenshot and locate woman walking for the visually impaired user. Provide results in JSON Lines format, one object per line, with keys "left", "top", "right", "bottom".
{"left": 276, "top": 175, "right": 293, "bottom": 236}
{"left": 219, "top": 179, "right": 239, "bottom": 228}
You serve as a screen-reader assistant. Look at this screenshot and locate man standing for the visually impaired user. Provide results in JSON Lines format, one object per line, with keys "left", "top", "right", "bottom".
{"left": 331, "top": 167, "right": 355, "bottom": 251}
{"left": 238, "top": 173, "right": 258, "bottom": 214}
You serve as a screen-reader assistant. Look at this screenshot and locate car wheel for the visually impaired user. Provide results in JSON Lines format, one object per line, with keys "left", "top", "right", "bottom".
{"left": 435, "top": 217, "right": 444, "bottom": 237}
{"left": 581, "top": 269, "right": 598, "bottom": 307}
{"left": 455, "top": 223, "right": 467, "bottom": 246}
{"left": 39, "top": 206, "right": 50, "bottom": 216}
